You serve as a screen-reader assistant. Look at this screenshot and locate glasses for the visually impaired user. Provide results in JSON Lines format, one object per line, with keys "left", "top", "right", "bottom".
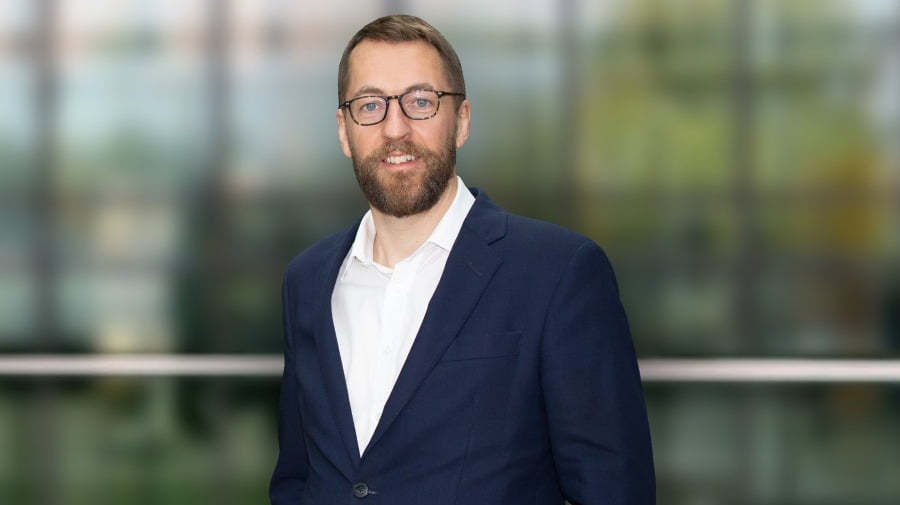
{"left": 339, "top": 89, "right": 465, "bottom": 126}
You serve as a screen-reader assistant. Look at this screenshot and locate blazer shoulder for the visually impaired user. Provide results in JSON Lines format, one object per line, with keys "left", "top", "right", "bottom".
{"left": 505, "top": 212, "right": 604, "bottom": 259}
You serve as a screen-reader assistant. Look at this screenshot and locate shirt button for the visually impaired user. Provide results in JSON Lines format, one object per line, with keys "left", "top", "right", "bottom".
{"left": 352, "top": 482, "right": 369, "bottom": 498}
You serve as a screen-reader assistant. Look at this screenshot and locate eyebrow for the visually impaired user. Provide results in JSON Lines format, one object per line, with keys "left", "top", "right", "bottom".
{"left": 350, "top": 82, "right": 436, "bottom": 99}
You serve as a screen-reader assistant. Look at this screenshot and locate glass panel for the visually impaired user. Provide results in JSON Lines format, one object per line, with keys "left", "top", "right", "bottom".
{"left": 0, "top": 0, "right": 32, "bottom": 188}
{"left": 647, "top": 383, "right": 900, "bottom": 504}
{"left": 3, "top": 379, "right": 899, "bottom": 505}
{"left": 0, "top": 0, "right": 36, "bottom": 347}
{"left": 751, "top": 0, "right": 900, "bottom": 357}
{"left": 56, "top": 0, "right": 208, "bottom": 191}
{"left": 5, "top": 0, "right": 898, "bottom": 355}
{"left": 0, "top": 377, "right": 279, "bottom": 505}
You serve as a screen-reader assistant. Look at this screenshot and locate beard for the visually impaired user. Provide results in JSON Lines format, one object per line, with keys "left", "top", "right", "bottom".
{"left": 350, "top": 134, "right": 457, "bottom": 218}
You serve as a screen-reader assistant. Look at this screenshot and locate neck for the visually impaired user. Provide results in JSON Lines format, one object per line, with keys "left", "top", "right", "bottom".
{"left": 370, "top": 176, "right": 458, "bottom": 269}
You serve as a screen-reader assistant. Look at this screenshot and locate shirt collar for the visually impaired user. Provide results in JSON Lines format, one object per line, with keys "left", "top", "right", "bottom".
{"left": 428, "top": 176, "right": 475, "bottom": 252}
{"left": 347, "top": 209, "right": 377, "bottom": 266}
{"left": 345, "top": 176, "right": 475, "bottom": 267}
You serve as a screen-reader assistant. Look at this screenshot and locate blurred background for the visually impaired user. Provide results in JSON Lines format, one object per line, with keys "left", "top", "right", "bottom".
{"left": 1, "top": 0, "right": 899, "bottom": 504}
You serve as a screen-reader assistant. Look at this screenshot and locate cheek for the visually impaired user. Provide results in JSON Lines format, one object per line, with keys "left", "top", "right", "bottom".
{"left": 418, "top": 121, "right": 456, "bottom": 151}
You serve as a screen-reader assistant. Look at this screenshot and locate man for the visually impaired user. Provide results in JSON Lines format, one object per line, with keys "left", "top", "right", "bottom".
{"left": 270, "top": 14, "right": 655, "bottom": 504}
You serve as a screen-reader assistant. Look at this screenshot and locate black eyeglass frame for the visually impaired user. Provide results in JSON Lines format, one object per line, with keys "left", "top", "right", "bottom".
{"left": 338, "top": 89, "right": 466, "bottom": 126}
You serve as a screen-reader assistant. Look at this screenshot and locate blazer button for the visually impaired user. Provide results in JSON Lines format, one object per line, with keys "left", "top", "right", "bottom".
{"left": 352, "top": 482, "right": 369, "bottom": 499}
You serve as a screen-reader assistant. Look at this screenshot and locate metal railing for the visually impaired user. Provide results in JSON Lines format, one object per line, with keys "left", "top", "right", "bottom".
{"left": 1, "top": 355, "right": 900, "bottom": 382}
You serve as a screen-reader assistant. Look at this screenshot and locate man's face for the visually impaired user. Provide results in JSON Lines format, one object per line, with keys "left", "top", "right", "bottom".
{"left": 337, "top": 40, "right": 470, "bottom": 218}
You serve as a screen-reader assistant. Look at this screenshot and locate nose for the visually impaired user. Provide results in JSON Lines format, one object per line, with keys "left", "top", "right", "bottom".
{"left": 380, "top": 98, "right": 412, "bottom": 140}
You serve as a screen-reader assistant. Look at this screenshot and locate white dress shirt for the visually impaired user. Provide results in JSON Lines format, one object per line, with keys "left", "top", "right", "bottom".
{"left": 330, "top": 177, "right": 475, "bottom": 455}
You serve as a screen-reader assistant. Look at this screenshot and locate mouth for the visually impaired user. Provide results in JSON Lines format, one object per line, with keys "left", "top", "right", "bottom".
{"left": 382, "top": 152, "right": 420, "bottom": 166}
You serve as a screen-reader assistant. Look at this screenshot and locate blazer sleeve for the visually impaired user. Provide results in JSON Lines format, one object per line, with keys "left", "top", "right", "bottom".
{"left": 269, "top": 275, "right": 309, "bottom": 504}
{"left": 540, "top": 241, "right": 656, "bottom": 505}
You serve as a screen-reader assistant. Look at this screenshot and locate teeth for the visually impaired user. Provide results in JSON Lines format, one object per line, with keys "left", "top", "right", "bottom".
{"left": 384, "top": 154, "right": 416, "bottom": 164}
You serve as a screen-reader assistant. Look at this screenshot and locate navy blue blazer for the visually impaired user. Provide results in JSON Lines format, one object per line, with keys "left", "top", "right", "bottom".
{"left": 270, "top": 188, "right": 655, "bottom": 504}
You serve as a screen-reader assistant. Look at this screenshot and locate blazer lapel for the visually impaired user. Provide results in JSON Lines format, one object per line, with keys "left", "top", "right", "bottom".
{"left": 363, "top": 191, "right": 507, "bottom": 457}
{"left": 309, "top": 225, "right": 363, "bottom": 473}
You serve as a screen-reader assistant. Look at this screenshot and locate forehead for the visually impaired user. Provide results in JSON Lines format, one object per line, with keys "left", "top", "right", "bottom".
{"left": 346, "top": 40, "right": 448, "bottom": 96}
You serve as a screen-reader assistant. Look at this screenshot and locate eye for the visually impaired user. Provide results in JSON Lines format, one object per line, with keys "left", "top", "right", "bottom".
{"left": 353, "top": 98, "right": 385, "bottom": 116}
{"left": 404, "top": 92, "right": 436, "bottom": 112}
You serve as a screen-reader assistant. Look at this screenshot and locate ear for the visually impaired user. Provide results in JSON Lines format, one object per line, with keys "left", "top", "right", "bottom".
{"left": 454, "top": 99, "right": 471, "bottom": 148}
{"left": 336, "top": 108, "right": 352, "bottom": 159}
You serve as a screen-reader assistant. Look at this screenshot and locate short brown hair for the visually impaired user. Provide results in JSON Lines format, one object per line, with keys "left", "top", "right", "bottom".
{"left": 337, "top": 15, "right": 465, "bottom": 104}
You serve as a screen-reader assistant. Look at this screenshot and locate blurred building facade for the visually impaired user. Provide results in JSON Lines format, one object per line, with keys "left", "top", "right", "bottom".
{"left": 1, "top": 0, "right": 899, "bottom": 504}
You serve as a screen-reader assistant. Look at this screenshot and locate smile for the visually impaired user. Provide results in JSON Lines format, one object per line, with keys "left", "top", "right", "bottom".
{"left": 383, "top": 154, "right": 418, "bottom": 164}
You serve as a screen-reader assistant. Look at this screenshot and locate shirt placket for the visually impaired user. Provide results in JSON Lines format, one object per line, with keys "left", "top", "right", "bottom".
{"left": 369, "top": 259, "right": 412, "bottom": 435}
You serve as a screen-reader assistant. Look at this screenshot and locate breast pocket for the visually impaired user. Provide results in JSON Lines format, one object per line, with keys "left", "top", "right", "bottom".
{"left": 439, "top": 330, "right": 522, "bottom": 362}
